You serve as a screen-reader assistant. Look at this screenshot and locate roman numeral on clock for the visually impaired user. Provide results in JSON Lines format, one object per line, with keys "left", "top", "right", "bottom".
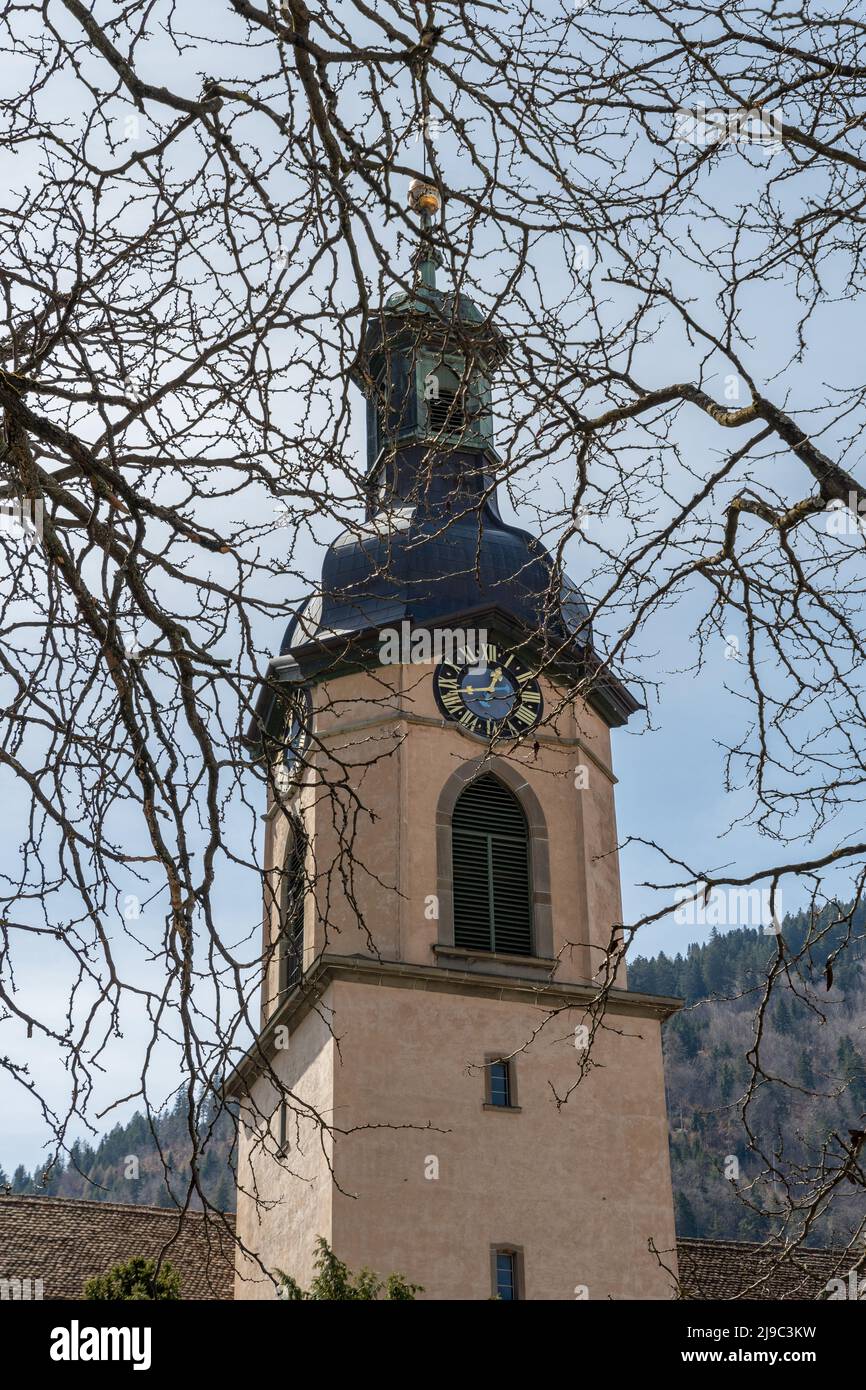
{"left": 513, "top": 703, "right": 537, "bottom": 725}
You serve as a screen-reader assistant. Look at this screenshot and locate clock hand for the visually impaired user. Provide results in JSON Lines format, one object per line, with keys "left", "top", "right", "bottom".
{"left": 463, "top": 680, "right": 511, "bottom": 695}
{"left": 462, "top": 667, "right": 511, "bottom": 696}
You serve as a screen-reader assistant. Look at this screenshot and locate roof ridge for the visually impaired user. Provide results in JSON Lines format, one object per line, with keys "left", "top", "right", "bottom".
{"left": 0, "top": 1193, "right": 230, "bottom": 1220}
{"left": 677, "top": 1235, "right": 844, "bottom": 1256}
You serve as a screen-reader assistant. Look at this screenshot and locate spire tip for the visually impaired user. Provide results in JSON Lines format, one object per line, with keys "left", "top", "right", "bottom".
{"left": 408, "top": 178, "right": 441, "bottom": 216}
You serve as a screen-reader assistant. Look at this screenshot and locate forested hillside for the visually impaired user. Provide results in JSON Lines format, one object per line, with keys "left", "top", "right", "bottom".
{"left": 630, "top": 909, "right": 866, "bottom": 1244}
{"left": 0, "top": 1089, "right": 236, "bottom": 1212}
{"left": 5, "top": 907, "right": 864, "bottom": 1244}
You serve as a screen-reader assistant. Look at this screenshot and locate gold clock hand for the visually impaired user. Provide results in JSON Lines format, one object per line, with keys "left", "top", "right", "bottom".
{"left": 462, "top": 668, "right": 512, "bottom": 696}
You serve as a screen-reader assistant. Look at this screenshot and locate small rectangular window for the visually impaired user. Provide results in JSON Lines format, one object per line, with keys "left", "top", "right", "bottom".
{"left": 277, "top": 1101, "right": 289, "bottom": 1153}
{"left": 491, "top": 1248, "right": 523, "bottom": 1300}
{"left": 489, "top": 1060, "right": 511, "bottom": 1107}
{"left": 485, "top": 1055, "right": 518, "bottom": 1109}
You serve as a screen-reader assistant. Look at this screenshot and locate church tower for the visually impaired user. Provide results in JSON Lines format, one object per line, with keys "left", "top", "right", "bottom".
{"left": 228, "top": 184, "right": 679, "bottom": 1301}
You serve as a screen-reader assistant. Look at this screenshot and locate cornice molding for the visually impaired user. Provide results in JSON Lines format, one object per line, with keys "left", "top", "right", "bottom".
{"left": 224, "top": 952, "right": 682, "bottom": 1098}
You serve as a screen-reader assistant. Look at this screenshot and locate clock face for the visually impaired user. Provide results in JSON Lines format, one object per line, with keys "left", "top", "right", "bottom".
{"left": 433, "top": 643, "right": 543, "bottom": 739}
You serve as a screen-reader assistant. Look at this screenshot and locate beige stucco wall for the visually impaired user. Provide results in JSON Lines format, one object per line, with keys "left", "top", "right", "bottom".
{"left": 330, "top": 979, "right": 676, "bottom": 1300}
{"left": 234, "top": 1005, "right": 336, "bottom": 1299}
{"left": 235, "top": 975, "right": 677, "bottom": 1300}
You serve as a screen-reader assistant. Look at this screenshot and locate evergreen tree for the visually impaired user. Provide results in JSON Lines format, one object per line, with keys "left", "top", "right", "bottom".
{"left": 704, "top": 930, "right": 733, "bottom": 994}
{"left": 11, "top": 1164, "right": 31, "bottom": 1194}
{"left": 837, "top": 1036, "right": 866, "bottom": 1109}
{"left": 682, "top": 951, "right": 707, "bottom": 1002}
{"left": 653, "top": 952, "right": 678, "bottom": 995}
{"left": 276, "top": 1238, "right": 421, "bottom": 1301}
{"left": 84, "top": 1257, "right": 181, "bottom": 1301}
{"left": 673, "top": 1013, "right": 702, "bottom": 1060}
{"left": 674, "top": 1190, "right": 698, "bottom": 1237}
{"left": 629, "top": 955, "right": 658, "bottom": 993}
{"left": 719, "top": 1062, "right": 735, "bottom": 1103}
{"left": 214, "top": 1175, "right": 233, "bottom": 1212}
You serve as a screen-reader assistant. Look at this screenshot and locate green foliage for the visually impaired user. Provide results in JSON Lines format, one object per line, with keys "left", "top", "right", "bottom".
{"left": 276, "top": 1238, "right": 421, "bottom": 1301}
{"left": 84, "top": 1256, "right": 181, "bottom": 1301}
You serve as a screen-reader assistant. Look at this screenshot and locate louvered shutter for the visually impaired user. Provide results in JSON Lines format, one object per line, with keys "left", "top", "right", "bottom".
{"left": 428, "top": 389, "right": 465, "bottom": 433}
{"left": 279, "top": 823, "right": 306, "bottom": 991}
{"left": 490, "top": 836, "right": 531, "bottom": 955}
{"left": 452, "top": 775, "right": 532, "bottom": 955}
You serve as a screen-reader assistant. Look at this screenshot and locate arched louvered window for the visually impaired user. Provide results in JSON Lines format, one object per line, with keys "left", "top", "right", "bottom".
{"left": 278, "top": 821, "right": 306, "bottom": 993}
{"left": 452, "top": 774, "right": 532, "bottom": 956}
{"left": 428, "top": 387, "right": 465, "bottom": 434}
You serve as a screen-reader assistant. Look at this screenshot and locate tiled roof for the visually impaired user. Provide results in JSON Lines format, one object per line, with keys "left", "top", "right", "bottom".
{"left": 0, "top": 1195, "right": 235, "bottom": 1301}
{"left": 677, "top": 1237, "right": 851, "bottom": 1300}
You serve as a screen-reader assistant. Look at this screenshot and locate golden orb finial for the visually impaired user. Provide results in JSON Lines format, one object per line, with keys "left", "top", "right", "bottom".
{"left": 408, "top": 179, "right": 441, "bottom": 216}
